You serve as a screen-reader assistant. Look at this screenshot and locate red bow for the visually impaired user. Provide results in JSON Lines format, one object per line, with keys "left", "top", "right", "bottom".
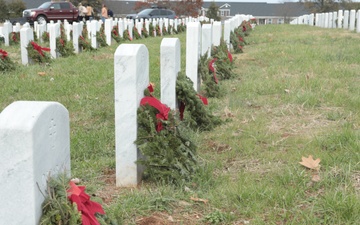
{"left": 0, "top": 49, "right": 8, "bottom": 59}
{"left": 67, "top": 181, "right": 105, "bottom": 225}
{"left": 60, "top": 38, "right": 65, "bottom": 46}
{"left": 208, "top": 58, "right": 219, "bottom": 84}
{"left": 147, "top": 83, "right": 154, "bottom": 94}
{"left": 197, "top": 94, "right": 208, "bottom": 105}
{"left": 112, "top": 29, "right": 118, "bottom": 36}
{"left": 31, "top": 41, "right": 50, "bottom": 57}
{"left": 242, "top": 25, "right": 247, "bottom": 32}
{"left": 227, "top": 51, "right": 233, "bottom": 63}
{"left": 140, "top": 96, "right": 170, "bottom": 132}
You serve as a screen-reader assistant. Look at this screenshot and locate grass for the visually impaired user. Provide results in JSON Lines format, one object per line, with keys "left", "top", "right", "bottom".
{"left": 1, "top": 24, "right": 359, "bottom": 224}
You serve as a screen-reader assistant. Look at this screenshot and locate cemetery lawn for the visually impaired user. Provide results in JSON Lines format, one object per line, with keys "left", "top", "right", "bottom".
{"left": 1, "top": 24, "right": 360, "bottom": 224}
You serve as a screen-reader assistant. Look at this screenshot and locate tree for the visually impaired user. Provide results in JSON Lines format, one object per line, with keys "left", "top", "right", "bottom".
{"left": 206, "top": 2, "right": 220, "bottom": 21}
{"left": 300, "top": 0, "right": 339, "bottom": 13}
{"left": 0, "top": 0, "right": 9, "bottom": 22}
{"left": 8, "top": 0, "right": 26, "bottom": 18}
{"left": 133, "top": 0, "right": 203, "bottom": 18}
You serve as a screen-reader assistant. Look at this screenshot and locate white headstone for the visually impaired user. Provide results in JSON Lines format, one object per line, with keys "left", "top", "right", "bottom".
{"left": 105, "top": 18, "right": 112, "bottom": 46}
{"left": 161, "top": 38, "right": 181, "bottom": 110}
{"left": 343, "top": 10, "right": 349, "bottom": 29}
{"left": 3, "top": 21, "right": 12, "bottom": 46}
{"left": 186, "top": 22, "right": 201, "bottom": 91}
{"left": 356, "top": 10, "right": 360, "bottom": 33}
{"left": 349, "top": 9, "right": 356, "bottom": 31}
{"left": 91, "top": 20, "right": 98, "bottom": 49}
{"left": 114, "top": 44, "right": 149, "bottom": 187}
{"left": 72, "top": 22, "right": 81, "bottom": 53}
{"left": 201, "top": 23, "right": 212, "bottom": 58}
{"left": 338, "top": 10, "right": 343, "bottom": 28}
{"left": 212, "top": 21, "right": 222, "bottom": 46}
{"left": 0, "top": 101, "right": 71, "bottom": 225}
{"left": 224, "top": 20, "right": 231, "bottom": 50}
{"left": 49, "top": 24, "right": 58, "bottom": 59}
{"left": 118, "top": 19, "right": 125, "bottom": 37}
{"left": 20, "top": 27, "right": 34, "bottom": 65}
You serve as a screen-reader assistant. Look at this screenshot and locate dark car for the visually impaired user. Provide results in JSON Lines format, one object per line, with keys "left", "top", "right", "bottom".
{"left": 126, "top": 7, "right": 177, "bottom": 20}
{"left": 22, "top": 1, "right": 79, "bottom": 24}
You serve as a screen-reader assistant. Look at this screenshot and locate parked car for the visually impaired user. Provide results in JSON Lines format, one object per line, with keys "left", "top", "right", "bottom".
{"left": 126, "top": 7, "right": 177, "bottom": 20}
{"left": 22, "top": 1, "right": 79, "bottom": 24}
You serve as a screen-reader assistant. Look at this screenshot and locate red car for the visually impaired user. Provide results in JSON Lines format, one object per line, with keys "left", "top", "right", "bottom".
{"left": 22, "top": 1, "right": 79, "bottom": 24}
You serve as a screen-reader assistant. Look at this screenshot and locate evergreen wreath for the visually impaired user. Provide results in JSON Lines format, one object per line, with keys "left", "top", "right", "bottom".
{"left": 230, "top": 31, "right": 243, "bottom": 54}
{"left": 211, "top": 40, "right": 236, "bottom": 80}
{"left": 0, "top": 49, "right": 16, "bottom": 72}
{"left": 177, "top": 24, "right": 186, "bottom": 33}
{"left": 168, "top": 25, "right": 173, "bottom": 35}
{"left": 176, "top": 73, "right": 222, "bottom": 131}
{"left": 133, "top": 26, "right": 141, "bottom": 40}
{"left": 141, "top": 22, "right": 149, "bottom": 38}
{"left": 149, "top": 23, "right": 155, "bottom": 37}
{"left": 26, "top": 41, "right": 51, "bottom": 64}
{"left": 42, "top": 31, "right": 50, "bottom": 42}
{"left": 122, "top": 29, "right": 132, "bottom": 41}
{"left": 155, "top": 24, "right": 161, "bottom": 36}
{"left": 56, "top": 37, "right": 75, "bottom": 57}
{"left": 82, "top": 26, "right": 88, "bottom": 39}
{"left": 0, "top": 35, "right": 4, "bottom": 45}
{"left": 79, "top": 35, "right": 95, "bottom": 51}
{"left": 9, "top": 32, "right": 20, "bottom": 45}
{"left": 111, "top": 26, "right": 122, "bottom": 43}
{"left": 136, "top": 89, "right": 198, "bottom": 184}
{"left": 162, "top": 25, "right": 167, "bottom": 36}
{"left": 40, "top": 174, "right": 118, "bottom": 225}
{"left": 198, "top": 53, "right": 222, "bottom": 98}
{"left": 96, "top": 27, "right": 107, "bottom": 47}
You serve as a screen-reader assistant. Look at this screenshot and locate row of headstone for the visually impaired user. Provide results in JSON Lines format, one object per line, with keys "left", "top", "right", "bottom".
{"left": 291, "top": 9, "right": 360, "bottom": 33}
{"left": 0, "top": 14, "right": 252, "bottom": 224}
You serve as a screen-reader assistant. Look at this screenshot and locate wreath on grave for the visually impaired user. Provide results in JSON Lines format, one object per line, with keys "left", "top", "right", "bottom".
{"left": 9, "top": 32, "right": 20, "bottom": 45}
{"left": 96, "top": 27, "right": 107, "bottom": 47}
{"left": 0, "top": 35, "right": 4, "bottom": 45}
{"left": 82, "top": 26, "right": 88, "bottom": 39}
{"left": 26, "top": 41, "right": 52, "bottom": 64}
{"left": 79, "top": 35, "right": 95, "bottom": 51}
{"left": 0, "top": 49, "right": 15, "bottom": 72}
{"left": 40, "top": 174, "right": 118, "bottom": 225}
{"left": 162, "top": 25, "right": 167, "bottom": 36}
{"left": 242, "top": 20, "right": 252, "bottom": 36}
{"left": 149, "top": 23, "right": 155, "bottom": 37}
{"left": 177, "top": 24, "right": 186, "bottom": 33}
{"left": 111, "top": 26, "right": 122, "bottom": 43}
{"left": 42, "top": 31, "right": 50, "bottom": 42}
{"left": 198, "top": 53, "right": 222, "bottom": 98}
{"left": 176, "top": 73, "right": 222, "bottom": 131}
{"left": 155, "top": 24, "right": 161, "bottom": 36}
{"left": 56, "top": 37, "right": 75, "bottom": 57}
{"left": 142, "top": 26, "right": 149, "bottom": 38}
{"left": 211, "top": 39, "right": 236, "bottom": 80}
{"left": 230, "top": 30, "right": 243, "bottom": 54}
{"left": 122, "top": 29, "right": 132, "bottom": 41}
{"left": 133, "top": 26, "right": 141, "bottom": 40}
{"left": 136, "top": 85, "right": 198, "bottom": 184}
{"left": 168, "top": 25, "right": 173, "bottom": 35}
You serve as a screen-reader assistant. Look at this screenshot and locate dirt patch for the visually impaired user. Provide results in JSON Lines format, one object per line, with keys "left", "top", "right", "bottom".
{"left": 266, "top": 104, "right": 343, "bottom": 139}
{"left": 95, "top": 168, "right": 123, "bottom": 205}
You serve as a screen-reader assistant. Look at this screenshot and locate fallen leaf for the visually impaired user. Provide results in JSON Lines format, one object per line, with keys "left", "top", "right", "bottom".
{"left": 38, "top": 72, "right": 46, "bottom": 76}
{"left": 284, "top": 89, "right": 290, "bottom": 93}
{"left": 299, "top": 155, "right": 321, "bottom": 170}
{"left": 190, "top": 196, "right": 208, "bottom": 204}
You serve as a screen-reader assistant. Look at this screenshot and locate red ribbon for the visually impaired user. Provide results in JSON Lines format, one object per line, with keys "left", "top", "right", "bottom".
{"left": 113, "top": 29, "right": 118, "bottom": 36}
{"left": 208, "top": 58, "right": 219, "bottom": 84}
{"left": 67, "top": 181, "right": 105, "bottom": 225}
{"left": 31, "top": 41, "right": 50, "bottom": 57}
{"left": 227, "top": 51, "right": 233, "bottom": 63}
{"left": 197, "top": 94, "right": 208, "bottom": 105}
{"left": 0, "top": 49, "right": 8, "bottom": 59}
{"left": 60, "top": 38, "right": 65, "bottom": 46}
{"left": 140, "top": 96, "right": 170, "bottom": 132}
{"left": 147, "top": 83, "right": 154, "bottom": 94}
{"left": 242, "top": 25, "right": 247, "bottom": 32}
